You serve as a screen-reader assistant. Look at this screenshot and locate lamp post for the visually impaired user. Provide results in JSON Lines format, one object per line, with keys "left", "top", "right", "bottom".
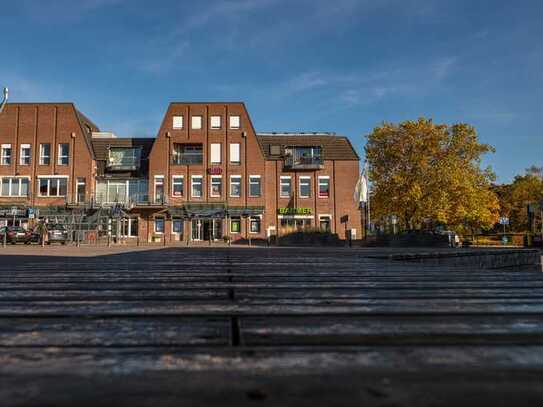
{"left": 0, "top": 88, "right": 8, "bottom": 114}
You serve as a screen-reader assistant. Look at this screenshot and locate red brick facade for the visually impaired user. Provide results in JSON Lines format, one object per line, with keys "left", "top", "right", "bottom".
{"left": 0, "top": 101, "right": 362, "bottom": 242}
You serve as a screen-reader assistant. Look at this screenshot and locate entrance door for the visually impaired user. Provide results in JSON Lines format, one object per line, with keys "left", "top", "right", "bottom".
{"left": 191, "top": 219, "right": 202, "bottom": 241}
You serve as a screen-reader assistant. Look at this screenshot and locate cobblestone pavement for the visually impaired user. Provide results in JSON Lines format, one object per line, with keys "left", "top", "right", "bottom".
{"left": 1, "top": 247, "right": 543, "bottom": 406}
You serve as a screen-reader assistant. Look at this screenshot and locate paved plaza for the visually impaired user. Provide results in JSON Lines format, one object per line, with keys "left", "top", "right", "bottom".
{"left": 0, "top": 247, "right": 543, "bottom": 406}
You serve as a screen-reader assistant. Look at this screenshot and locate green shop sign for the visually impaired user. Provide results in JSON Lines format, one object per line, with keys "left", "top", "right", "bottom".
{"left": 277, "top": 208, "right": 312, "bottom": 215}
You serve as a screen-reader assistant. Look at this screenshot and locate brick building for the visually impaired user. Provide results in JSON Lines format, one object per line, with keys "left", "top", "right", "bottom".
{"left": 0, "top": 101, "right": 362, "bottom": 242}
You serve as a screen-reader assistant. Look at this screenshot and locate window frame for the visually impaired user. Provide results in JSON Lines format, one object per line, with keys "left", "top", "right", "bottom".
{"left": 191, "top": 175, "right": 203, "bottom": 198}
{"left": 280, "top": 176, "right": 292, "bottom": 198}
{"left": 172, "top": 218, "right": 183, "bottom": 234}
{"left": 248, "top": 175, "right": 262, "bottom": 197}
{"left": 1, "top": 144, "right": 12, "bottom": 166}
{"left": 299, "top": 176, "right": 311, "bottom": 198}
{"left": 37, "top": 176, "right": 69, "bottom": 197}
{"left": 154, "top": 175, "right": 165, "bottom": 203}
{"left": 57, "top": 143, "right": 69, "bottom": 166}
{"left": 230, "top": 217, "right": 241, "bottom": 234}
{"left": 191, "top": 115, "right": 203, "bottom": 130}
{"left": 229, "top": 143, "right": 240, "bottom": 164}
{"left": 318, "top": 176, "right": 330, "bottom": 198}
{"left": 210, "top": 115, "right": 221, "bottom": 129}
{"left": 172, "top": 115, "right": 184, "bottom": 129}
{"left": 210, "top": 143, "right": 221, "bottom": 164}
{"left": 229, "top": 115, "right": 241, "bottom": 129}
{"left": 249, "top": 216, "right": 261, "bottom": 234}
{"left": 210, "top": 175, "right": 222, "bottom": 198}
{"left": 154, "top": 217, "right": 165, "bottom": 234}
{"left": 0, "top": 177, "right": 30, "bottom": 197}
{"left": 171, "top": 175, "right": 184, "bottom": 197}
{"left": 229, "top": 175, "right": 242, "bottom": 198}
{"left": 39, "top": 143, "right": 50, "bottom": 165}
{"left": 19, "top": 144, "right": 31, "bottom": 166}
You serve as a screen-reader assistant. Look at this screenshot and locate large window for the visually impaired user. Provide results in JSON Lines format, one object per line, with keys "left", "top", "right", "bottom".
{"left": 280, "top": 176, "right": 291, "bottom": 198}
{"left": 210, "top": 143, "right": 221, "bottom": 164}
{"left": 39, "top": 144, "right": 50, "bottom": 165}
{"left": 1, "top": 144, "right": 11, "bottom": 165}
{"left": 191, "top": 175, "right": 203, "bottom": 198}
{"left": 107, "top": 147, "right": 141, "bottom": 170}
{"left": 285, "top": 146, "right": 322, "bottom": 168}
{"left": 230, "top": 175, "right": 241, "bottom": 197}
{"left": 229, "top": 143, "right": 240, "bottom": 164}
{"left": 318, "top": 176, "right": 330, "bottom": 198}
{"left": 38, "top": 177, "right": 68, "bottom": 197}
{"left": 210, "top": 175, "right": 222, "bottom": 197}
{"left": 172, "top": 144, "right": 203, "bottom": 165}
{"left": 249, "top": 175, "right": 261, "bottom": 197}
{"left": 58, "top": 143, "right": 69, "bottom": 165}
{"left": 250, "top": 216, "right": 261, "bottom": 234}
{"left": 20, "top": 144, "right": 31, "bottom": 165}
{"left": 172, "top": 176, "right": 184, "bottom": 197}
{"left": 299, "top": 176, "right": 311, "bottom": 198}
{"left": 1, "top": 178, "right": 30, "bottom": 197}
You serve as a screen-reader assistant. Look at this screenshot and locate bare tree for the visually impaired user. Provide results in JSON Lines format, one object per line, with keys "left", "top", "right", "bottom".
{"left": 0, "top": 87, "right": 8, "bottom": 114}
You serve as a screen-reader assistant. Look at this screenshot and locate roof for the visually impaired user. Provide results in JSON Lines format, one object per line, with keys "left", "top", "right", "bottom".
{"left": 91, "top": 138, "right": 155, "bottom": 161}
{"left": 256, "top": 133, "right": 359, "bottom": 161}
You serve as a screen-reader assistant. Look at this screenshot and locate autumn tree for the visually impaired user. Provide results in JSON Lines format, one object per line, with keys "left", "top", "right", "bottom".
{"left": 365, "top": 118, "right": 499, "bottom": 232}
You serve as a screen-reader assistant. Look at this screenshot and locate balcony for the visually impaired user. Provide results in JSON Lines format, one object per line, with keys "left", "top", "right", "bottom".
{"left": 284, "top": 147, "right": 324, "bottom": 170}
{"left": 106, "top": 147, "right": 142, "bottom": 171}
{"left": 171, "top": 154, "right": 203, "bottom": 165}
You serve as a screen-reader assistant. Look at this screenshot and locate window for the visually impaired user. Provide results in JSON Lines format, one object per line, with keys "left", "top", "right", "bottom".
{"left": 154, "top": 176, "right": 164, "bottom": 203}
{"left": 38, "top": 177, "right": 68, "bottom": 197}
{"left": 0, "top": 178, "right": 29, "bottom": 197}
{"left": 299, "top": 176, "right": 311, "bottom": 198}
{"left": 76, "top": 177, "right": 86, "bottom": 203}
{"left": 20, "top": 144, "right": 31, "bottom": 165}
{"left": 1, "top": 144, "right": 11, "bottom": 165}
{"left": 210, "top": 175, "right": 222, "bottom": 197}
{"left": 230, "top": 143, "right": 240, "bottom": 164}
{"left": 285, "top": 146, "right": 322, "bottom": 168}
{"left": 121, "top": 218, "right": 139, "bottom": 237}
{"left": 280, "top": 176, "right": 291, "bottom": 198}
{"left": 210, "top": 143, "right": 221, "bottom": 164}
{"left": 172, "top": 144, "right": 203, "bottom": 165}
{"left": 249, "top": 175, "right": 261, "bottom": 197}
{"left": 154, "top": 217, "right": 165, "bottom": 234}
{"left": 229, "top": 115, "right": 240, "bottom": 129}
{"left": 320, "top": 216, "right": 331, "bottom": 232}
{"left": 318, "top": 176, "right": 330, "bottom": 198}
{"left": 230, "top": 217, "right": 241, "bottom": 233}
{"left": 39, "top": 144, "right": 50, "bottom": 165}
{"left": 250, "top": 216, "right": 261, "bottom": 234}
{"left": 191, "top": 116, "right": 202, "bottom": 130}
{"left": 191, "top": 175, "right": 203, "bottom": 198}
{"left": 210, "top": 115, "right": 221, "bottom": 129}
{"left": 230, "top": 175, "right": 241, "bottom": 197}
{"left": 172, "top": 176, "right": 184, "bottom": 197}
{"left": 107, "top": 147, "right": 141, "bottom": 170}
{"left": 173, "top": 116, "right": 184, "bottom": 129}
{"left": 172, "top": 218, "right": 183, "bottom": 234}
{"left": 58, "top": 143, "right": 69, "bottom": 165}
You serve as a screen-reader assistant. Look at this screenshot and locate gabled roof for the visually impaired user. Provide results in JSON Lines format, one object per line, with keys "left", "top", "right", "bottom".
{"left": 256, "top": 133, "right": 359, "bottom": 161}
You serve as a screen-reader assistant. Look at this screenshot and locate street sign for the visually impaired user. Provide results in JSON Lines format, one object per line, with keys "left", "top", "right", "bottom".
{"left": 499, "top": 217, "right": 509, "bottom": 225}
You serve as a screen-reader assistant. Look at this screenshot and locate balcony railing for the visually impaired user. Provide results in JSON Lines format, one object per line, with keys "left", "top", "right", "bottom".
{"left": 284, "top": 154, "right": 323, "bottom": 170}
{"left": 171, "top": 154, "right": 203, "bottom": 165}
{"left": 106, "top": 148, "right": 142, "bottom": 171}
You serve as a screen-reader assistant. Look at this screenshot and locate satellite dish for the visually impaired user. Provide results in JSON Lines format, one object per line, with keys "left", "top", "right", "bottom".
{"left": 0, "top": 87, "right": 8, "bottom": 114}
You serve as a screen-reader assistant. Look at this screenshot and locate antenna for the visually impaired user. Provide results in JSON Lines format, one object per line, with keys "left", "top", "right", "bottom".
{"left": 0, "top": 87, "right": 8, "bottom": 114}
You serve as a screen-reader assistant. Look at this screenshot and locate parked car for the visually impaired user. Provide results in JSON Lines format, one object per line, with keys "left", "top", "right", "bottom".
{"left": 46, "top": 224, "right": 69, "bottom": 245}
{"left": 0, "top": 226, "right": 32, "bottom": 244}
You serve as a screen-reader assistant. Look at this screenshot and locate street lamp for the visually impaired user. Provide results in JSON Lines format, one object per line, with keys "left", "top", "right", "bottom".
{"left": 0, "top": 87, "right": 8, "bottom": 114}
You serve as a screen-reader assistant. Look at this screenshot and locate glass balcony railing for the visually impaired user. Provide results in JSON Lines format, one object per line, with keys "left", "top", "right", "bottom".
{"left": 284, "top": 147, "right": 323, "bottom": 169}
{"left": 171, "top": 154, "right": 203, "bottom": 165}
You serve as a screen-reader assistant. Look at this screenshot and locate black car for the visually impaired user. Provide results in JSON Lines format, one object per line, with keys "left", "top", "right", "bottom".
{"left": 0, "top": 226, "right": 32, "bottom": 244}
{"left": 46, "top": 224, "right": 69, "bottom": 245}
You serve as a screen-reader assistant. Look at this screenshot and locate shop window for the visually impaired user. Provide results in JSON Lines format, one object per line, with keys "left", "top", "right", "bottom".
{"left": 280, "top": 176, "right": 291, "bottom": 198}
{"left": 249, "top": 175, "right": 261, "bottom": 197}
{"left": 250, "top": 216, "right": 261, "bottom": 233}
{"left": 318, "top": 176, "right": 330, "bottom": 198}
{"left": 230, "top": 217, "right": 241, "bottom": 234}
{"left": 230, "top": 175, "right": 241, "bottom": 197}
{"left": 210, "top": 175, "right": 222, "bottom": 197}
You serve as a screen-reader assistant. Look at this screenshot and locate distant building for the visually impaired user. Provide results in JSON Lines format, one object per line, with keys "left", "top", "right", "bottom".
{"left": 0, "top": 102, "right": 361, "bottom": 242}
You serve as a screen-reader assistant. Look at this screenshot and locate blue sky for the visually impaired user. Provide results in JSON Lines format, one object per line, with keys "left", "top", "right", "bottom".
{"left": 1, "top": 0, "right": 542, "bottom": 182}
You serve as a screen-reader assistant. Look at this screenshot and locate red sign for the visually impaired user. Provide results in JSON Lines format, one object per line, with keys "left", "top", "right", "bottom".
{"left": 208, "top": 167, "right": 222, "bottom": 175}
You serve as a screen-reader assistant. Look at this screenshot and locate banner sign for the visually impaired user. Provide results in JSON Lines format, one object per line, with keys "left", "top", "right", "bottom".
{"left": 207, "top": 167, "right": 222, "bottom": 175}
{"left": 277, "top": 207, "right": 312, "bottom": 216}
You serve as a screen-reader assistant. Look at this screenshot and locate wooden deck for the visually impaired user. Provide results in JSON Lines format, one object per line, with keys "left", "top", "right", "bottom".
{"left": 0, "top": 247, "right": 542, "bottom": 406}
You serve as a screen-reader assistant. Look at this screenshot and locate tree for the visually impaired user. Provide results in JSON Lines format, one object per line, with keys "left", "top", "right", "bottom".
{"left": 365, "top": 118, "right": 499, "bottom": 233}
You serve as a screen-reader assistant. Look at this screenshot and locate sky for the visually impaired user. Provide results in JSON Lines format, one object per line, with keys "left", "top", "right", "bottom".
{"left": 1, "top": 0, "right": 542, "bottom": 183}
